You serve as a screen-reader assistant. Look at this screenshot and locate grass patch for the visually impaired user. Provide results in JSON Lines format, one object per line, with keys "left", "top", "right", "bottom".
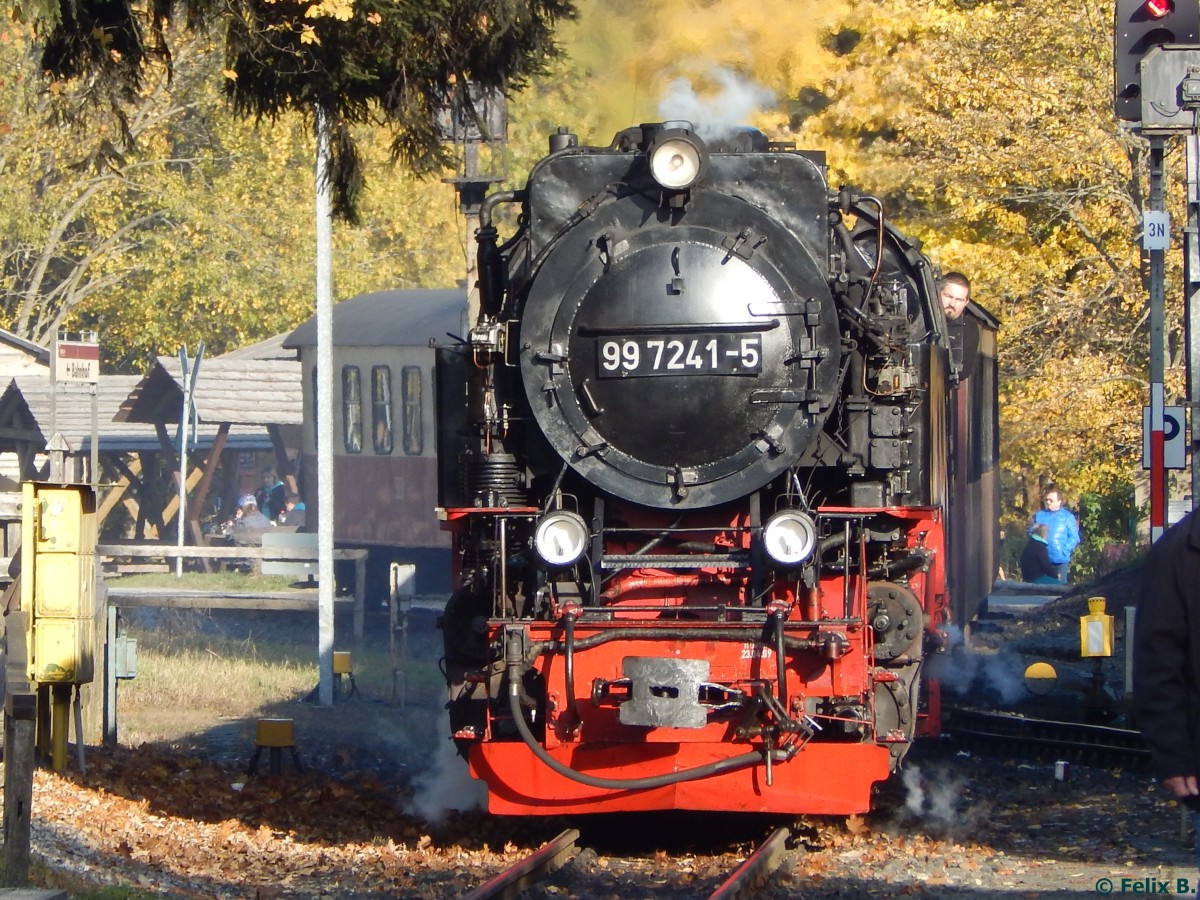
{"left": 116, "top": 608, "right": 444, "bottom": 747}
{"left": 123, "top": 645, "right": 317, "bottom": 712}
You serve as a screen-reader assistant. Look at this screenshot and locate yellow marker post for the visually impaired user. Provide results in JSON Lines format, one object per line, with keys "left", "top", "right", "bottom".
{"left": 1024, "top": 661, "right": 1058, "bottom": 696}
{"left": 250, "top": 718, "right": 302, "bottom": 776}
{"left": 1080, "top": 597, "right": 1115, "bottom": 658}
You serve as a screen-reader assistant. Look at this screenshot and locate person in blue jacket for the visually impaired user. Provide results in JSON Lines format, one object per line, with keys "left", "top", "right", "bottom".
{"left": 1032, "top": 483, "right": 1080, "bottom": 583}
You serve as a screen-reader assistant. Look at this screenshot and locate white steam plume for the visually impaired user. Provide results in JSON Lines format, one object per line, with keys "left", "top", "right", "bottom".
{"left": 657, "top": 68, "right": 775, "bottom": 138}
{"left": 900, "top": 763, "right": 970, "bottom": 832}
{"left": 410, "top": 715, "right": 487, "bottom": 823}
{"left": 926, "top": 625, "right": 1028, "bottom": 706}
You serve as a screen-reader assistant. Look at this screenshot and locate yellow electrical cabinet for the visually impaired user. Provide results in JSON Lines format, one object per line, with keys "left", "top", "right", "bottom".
{"left": 21, "top": 482, "right": 99, "bottom": 684}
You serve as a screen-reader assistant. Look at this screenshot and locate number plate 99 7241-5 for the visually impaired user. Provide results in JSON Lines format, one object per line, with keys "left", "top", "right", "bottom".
{"left": 596, "top": 334, "right": 762, "bottom": 378}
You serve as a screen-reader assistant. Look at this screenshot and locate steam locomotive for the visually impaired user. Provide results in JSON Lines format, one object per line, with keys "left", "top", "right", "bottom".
{"left": 435, "top": 122, "right": 998, "bottom": 815}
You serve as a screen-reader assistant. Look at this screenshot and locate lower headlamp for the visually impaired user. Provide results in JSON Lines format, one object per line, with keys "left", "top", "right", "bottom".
{"left": 763, "top": 510, "right": 818, "bottom": 567}
{"left": 534, "top": 510, "right": 590, "bottom": 567}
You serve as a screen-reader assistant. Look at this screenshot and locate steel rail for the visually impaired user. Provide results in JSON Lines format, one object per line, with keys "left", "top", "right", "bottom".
{"left": 708, "top": 827, "right": 792, "bottom": 900}
{"left": 459, "top": 828, "right": 580, "bottom": 900}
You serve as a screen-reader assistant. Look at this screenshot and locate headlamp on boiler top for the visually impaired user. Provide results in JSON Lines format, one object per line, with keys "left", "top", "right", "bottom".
{"left": 648, "top": 126, "right": 709, "bottom": 191}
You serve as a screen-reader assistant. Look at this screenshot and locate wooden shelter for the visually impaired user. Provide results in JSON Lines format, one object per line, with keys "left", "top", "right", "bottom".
{"left": 0, "top": 373, "right": 278, "bottom": 546}
{"left": 0, "top": 330, "right": 49, "bottom": 376}
{"left": 115, "top": 356, "right": 301, "bottom": 545}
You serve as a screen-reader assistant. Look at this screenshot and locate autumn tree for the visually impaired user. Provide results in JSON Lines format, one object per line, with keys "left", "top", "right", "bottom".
{"left": 0, "top": 22, "right": 470, "bottom": 369}
{"left": 796, "top": 0, "right": 1158, "bottom": 567}
{"left": 23, "top": 0, "right": 575, "bottom": 221}
{"left": 0, "top": 24, "right": 228, "bottom": 351}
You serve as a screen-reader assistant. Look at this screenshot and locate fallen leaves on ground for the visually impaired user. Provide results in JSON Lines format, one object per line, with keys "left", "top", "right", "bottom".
{"left": 23, "top": 744, "right": 512, "bottom": 899}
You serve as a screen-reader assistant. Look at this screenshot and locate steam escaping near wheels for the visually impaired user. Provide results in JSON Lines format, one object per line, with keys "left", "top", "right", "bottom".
{"left": 410, "top": 712, "right": 487, "bottom": 823}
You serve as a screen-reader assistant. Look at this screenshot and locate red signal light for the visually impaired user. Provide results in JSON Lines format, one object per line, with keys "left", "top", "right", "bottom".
{"left": 1147, "top": 0, "right": 1175, "bottom": 18}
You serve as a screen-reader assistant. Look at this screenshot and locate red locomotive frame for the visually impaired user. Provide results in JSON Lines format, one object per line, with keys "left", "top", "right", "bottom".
{"left": 434, "top": 122, "right": 998, "bottom": 817}
{"left": 440, "top": 502, "right": 949, "bottom": 815}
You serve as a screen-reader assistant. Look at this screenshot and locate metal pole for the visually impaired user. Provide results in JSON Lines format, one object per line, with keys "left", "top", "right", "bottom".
{"left": 463, "top": 141, "right": 483, "bottom": 330}
{"left": 1151, "top": 137, "right": 1168, "bottom": 542}
{"left": 49, "top": 332, "right": 57, "bottom": 440}
{"left": 90, "top": 383, "right": 98, "bottom": 485}
{"left": 315, "top": 107, "right": 335, "bottom": 707}
{"left": 176, "top": 347, "right": 190, "bottom": 578}
{"left": 1187, "top": 131, "right": 1200, "bottom": 509}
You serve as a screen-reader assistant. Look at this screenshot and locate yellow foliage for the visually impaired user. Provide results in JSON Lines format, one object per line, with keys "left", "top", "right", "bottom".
{"left": 304, "top": 0, "right": 354, "bottom": 21}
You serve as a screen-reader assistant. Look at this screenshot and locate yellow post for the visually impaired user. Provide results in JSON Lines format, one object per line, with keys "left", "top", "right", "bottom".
{"left": 34, "top": 684, "right": 50, "bottom": 760}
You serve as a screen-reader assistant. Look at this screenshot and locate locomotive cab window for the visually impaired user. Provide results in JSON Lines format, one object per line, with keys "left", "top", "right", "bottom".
{"left": 342, "top": 365, "right": 363, "bottom": 454}
{"left": 372, "top": 366, "right": 393, "bottom": 455}
{"left": 402, "top": 365, "right": 423, "bottom": 456}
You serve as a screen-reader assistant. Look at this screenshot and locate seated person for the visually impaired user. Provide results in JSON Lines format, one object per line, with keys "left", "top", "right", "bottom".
{"left": 1019, "top": 522, "right": 1061, "bottom": 584}
{"left": 277, "top": 492, "right": 306, "bottom": 530}
{"left": 223, "top": 495, "right": 273, "bottom": 546}
{"left": 256, "top": 468, "right": 287, "bottom": 521}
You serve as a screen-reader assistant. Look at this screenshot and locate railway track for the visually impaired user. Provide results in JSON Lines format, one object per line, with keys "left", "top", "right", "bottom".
{"left": 943, "top": 705, "right": 1149, "bottom": 766}
{"left": 460, "top": 828, "right": 581, "bottom": 900}
{"left": 459, "top": 826, "right": 792, "bottom": 900}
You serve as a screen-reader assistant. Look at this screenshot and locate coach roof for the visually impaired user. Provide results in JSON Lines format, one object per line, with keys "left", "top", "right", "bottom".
{"left": 284, "top": 288, "right": 468, "bottom": 350}
{"left": 116, "top": 358, "right": 302, "bottom": 427}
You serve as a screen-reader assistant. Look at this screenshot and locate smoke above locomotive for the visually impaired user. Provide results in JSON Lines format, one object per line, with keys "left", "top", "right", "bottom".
{"left": 434, "top": 122, "right": 988, "bottom": 816}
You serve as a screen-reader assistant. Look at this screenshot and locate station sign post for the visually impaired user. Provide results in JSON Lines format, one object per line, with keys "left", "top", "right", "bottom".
{"left": 50, "top": 333, "right": 101, "bottom": 484}
{"left": 54, "top": 341, "right": 99, "bottom": 384}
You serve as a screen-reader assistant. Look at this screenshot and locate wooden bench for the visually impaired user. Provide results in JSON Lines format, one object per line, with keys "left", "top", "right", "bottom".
{"left": 96, "top": 542, "right": 369, "bottom": 640}
{"left": 260, "top": 531, "right": 318, "bottom": 579}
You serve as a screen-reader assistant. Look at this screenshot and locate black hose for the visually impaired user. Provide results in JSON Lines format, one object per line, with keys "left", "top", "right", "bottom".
{"left": 504, "top": 652, "right": 780, "bottom": 791}
{"left": 772, "top": 613, "right": 788, "bottom": 711}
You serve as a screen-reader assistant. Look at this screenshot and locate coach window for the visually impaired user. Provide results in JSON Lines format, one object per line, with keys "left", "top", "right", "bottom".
{"left": 969, "top": 354, "right": 997, "bottom": 480}
{"left": 372, "top": 365, "right": 393, "bottom": 454}
{"left": 342, "top": 365, "right": 363, "bottom": 454}
{"left": 402, "top": 365, "right": 422, "bottom": 456}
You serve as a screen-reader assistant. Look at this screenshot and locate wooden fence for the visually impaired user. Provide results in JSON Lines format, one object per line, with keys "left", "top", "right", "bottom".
{"left": 96, "top": 542, "right": 369, "bottom": 641}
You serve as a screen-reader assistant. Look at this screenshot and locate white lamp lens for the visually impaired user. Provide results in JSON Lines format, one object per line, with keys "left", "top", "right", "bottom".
{"left": 763, "top": 511, "right": 818, "bottom": 566}
{"left": 534, "top": 511, "right": 589, "bottom": 566}
{"left": 650, "top": 137, "right": 703, "bottom": 189}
